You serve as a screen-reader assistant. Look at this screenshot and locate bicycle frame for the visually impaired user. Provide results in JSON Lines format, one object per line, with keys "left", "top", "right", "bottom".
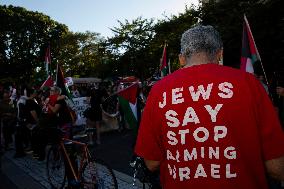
{"left": 60, "top": 137, "right": 92, "bottom": 182}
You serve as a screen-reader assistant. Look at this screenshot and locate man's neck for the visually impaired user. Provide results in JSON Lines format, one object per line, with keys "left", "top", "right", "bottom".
{"left": 184, "top": 53, "right": 218, "bottom": 68}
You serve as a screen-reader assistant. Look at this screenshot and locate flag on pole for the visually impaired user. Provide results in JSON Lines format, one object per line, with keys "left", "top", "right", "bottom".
{"left": 117, "top": 82, "right": 139, "bottom": 131}
{"left": 160, "top": 43, "right": 168, "bottom": 77}
{"left": 240, "top": 15, "right": 260, "bottom": 73}
{"left": 56, "top": 64, "right": 72, "bottom": 100}
{"left": 40, "top": 75, "right": 54, "bottom": 89}
{"left": 45, "top": 45, "right": 51, "bottom": 75}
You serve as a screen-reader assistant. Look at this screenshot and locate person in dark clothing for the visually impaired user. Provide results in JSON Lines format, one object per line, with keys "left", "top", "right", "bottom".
{"left": 86, "top": 86, "right": 107, "bottom": 145}
{"left": 25, "top": 89, "right": 41, "bottom": 153}
{"left": 47, "top": 86, "right": 72, "bottom": 139}
{"left": 0, "top": 91, "right": 16, "bottom": 151}
{"left": 46, "top": 86, "right": 78, "bottom": 188}
{"left": 14, "top": 88, "right": 41, "bottom": 158}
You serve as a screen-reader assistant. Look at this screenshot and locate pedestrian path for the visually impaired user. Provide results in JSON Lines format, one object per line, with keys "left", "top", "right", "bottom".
{"left": 3, "top": 150, "right": 145, "bottom": 189}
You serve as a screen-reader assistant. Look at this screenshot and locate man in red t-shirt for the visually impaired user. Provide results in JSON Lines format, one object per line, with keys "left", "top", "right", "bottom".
{"left": 135, "top": 25, "right": 284, "bottom": 189}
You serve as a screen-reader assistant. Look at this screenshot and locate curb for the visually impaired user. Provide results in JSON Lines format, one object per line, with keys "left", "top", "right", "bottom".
{"left": 2, "top": 150, "right": 146, "bottom": 189}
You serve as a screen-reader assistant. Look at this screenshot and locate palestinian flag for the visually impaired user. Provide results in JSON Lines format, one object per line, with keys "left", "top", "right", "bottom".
{"left": 45, "top": 45, "right": 51, "bottom": 75}
{"left": 40, "top": 75, "right": 54, "bottom": 89}
{"left": 240, "top": 15, "right": 260, "bottom": 73}
{"left": 117, "top": 82, "right": 139, "bottom": 131}
{"left": 160, "top": 44, "right": 168, "bottom": 77}
{"left": 56, "top": 64, "right": 72, "bottom": 100}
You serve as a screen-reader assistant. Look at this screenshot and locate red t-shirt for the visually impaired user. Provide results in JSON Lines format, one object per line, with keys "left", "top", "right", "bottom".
{"left": 135, "top": 64, "right": 284, "bottom": 189}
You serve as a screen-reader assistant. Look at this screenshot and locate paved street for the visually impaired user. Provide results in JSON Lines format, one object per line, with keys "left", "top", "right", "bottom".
{"left": 0, "top": 171, "right": 18, "bottom": 189}
{"left": 0, "top": 129, "right": 145, "bottom": 189}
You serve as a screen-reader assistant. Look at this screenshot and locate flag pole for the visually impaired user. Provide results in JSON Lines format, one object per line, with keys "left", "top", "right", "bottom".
{"left": 45, "top": 43, "right": 51, "bottom": 77}
{"left": 244, "top": 14, "right": 269, "bottom": 87}
{"left": 45, "top": 47, "right": 48, "bottom": 76}
{"left": 160, "top": 42, "right": 167, "bottom": 78}
{"left": 56, "top": 63, "right": 58, "bottom": 85}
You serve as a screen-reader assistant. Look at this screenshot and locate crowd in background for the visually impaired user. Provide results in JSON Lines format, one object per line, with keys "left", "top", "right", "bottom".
{"left": 0, "top": 80, "right": 149, "bottom": 160}
{"left": 0, "top": 73, "right": 283, "bottom": 157}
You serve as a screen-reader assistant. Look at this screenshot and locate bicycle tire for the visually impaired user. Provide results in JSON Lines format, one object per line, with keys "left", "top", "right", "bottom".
{"left": 81, "top": 158, "right": 118, "bottom": 189}
{"left": 46, "top": 145, "right": 66, "bottom": 189}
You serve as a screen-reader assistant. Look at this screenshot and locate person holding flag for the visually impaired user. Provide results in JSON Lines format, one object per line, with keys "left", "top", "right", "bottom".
{"left": 86, "top": 85, "right": 107, "bottom": 145}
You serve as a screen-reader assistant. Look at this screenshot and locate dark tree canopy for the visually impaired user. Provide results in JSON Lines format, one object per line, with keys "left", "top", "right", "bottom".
{"left": 0, "top": 5, "right": 68, "bottom": 83}
{"left": 200, "top": 0, "right": 284, "bottom": 82}
{"left": 1, "top": 1, "right": 283, "bottom": 85}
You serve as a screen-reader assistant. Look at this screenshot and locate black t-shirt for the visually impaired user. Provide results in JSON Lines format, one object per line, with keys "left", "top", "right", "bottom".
{"left": 25, "top": 99, "right": 41, "bottom": 124}
{"left": 0, "top": 99, "right": 15, "bottom": 121}
{"left": 56, "top": 99, "right": 72, "bottom": 125}
{"left": 90, "top": 88, "right": 108, "bottom": 109}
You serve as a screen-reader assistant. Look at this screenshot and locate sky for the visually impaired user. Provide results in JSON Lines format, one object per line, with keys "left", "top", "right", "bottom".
{"left": 1, "top": 0, "right": 199, "bottom": 38}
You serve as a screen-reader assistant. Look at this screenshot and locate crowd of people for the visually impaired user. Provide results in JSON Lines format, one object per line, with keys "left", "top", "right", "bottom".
{"left": 0, "top": 85, "right": 74, "bottom": 160}
{"left": 0, "top": 81, "right": 148, "bottom": 159}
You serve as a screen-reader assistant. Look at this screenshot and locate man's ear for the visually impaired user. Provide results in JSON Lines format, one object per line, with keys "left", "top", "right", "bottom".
{"left": 217, "top": 49, "right": 223, "bottom": 65}
{"left": 179, "top": 54, "right": 186, "bottom": 67}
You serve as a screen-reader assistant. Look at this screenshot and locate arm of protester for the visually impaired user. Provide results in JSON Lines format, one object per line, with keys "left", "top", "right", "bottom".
{"left": 144, "top": 159, "right": 160, "bottom": 172}
{"left": 250, "top": 76, "right": 284, "bottom": 181}
{"left": 265, "top": 156, "right": 284, "bottom": 180}
{"left": 30, "top": 110, "right": 38, "bottom": 122}
{"left": 57, "top": 95, "right": 66, "bottom": 100}
{"left": 48, "top": 103, "right": 61, "bottom": 113}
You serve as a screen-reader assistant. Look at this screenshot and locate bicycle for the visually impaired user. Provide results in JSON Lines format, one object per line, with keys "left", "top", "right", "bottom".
{"left": 130, "top": 156, "right": 161, "bottom": 189}
{"left": 46, "top": 133, "right": 118, "bottom": 189}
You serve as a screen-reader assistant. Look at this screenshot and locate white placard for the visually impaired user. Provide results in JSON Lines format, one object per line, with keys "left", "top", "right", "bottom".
{"left": 65, "top": 77, "right": 74, "bottom": 87}
{"left": 68, "top": 97, "right": 90, "bottom": 126}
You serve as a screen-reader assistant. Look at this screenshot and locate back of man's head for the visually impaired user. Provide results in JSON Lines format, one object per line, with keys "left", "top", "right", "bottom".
{"left": 51, "top": 86, "right": 62, "bottom": 95}
{"left": 180, "top": 25, "right": 223, "bottom": 62}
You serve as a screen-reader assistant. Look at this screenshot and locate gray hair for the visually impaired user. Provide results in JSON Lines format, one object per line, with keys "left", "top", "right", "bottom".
{"left": 180, "top": 25, "right": 223, "bottom": 61}
{"left": 51, "top": 86, "right": 62, "bottom": 94}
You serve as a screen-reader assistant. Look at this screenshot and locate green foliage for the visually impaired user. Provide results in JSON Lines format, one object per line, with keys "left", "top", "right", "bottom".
{"left": 57, "top": 31, "right": 105, "bottom": 78}
{"left": 1, "top": 1, "right": 283, "bottom": 84}
{"left": 0, "top": 5, "right": 68, "bottom": 84}
{"left": 149, "top": 7, "right": 199, "bottom": 74}
{"left": 107, "top": 17, "right": 156, "bottom": 79}
{"left": 106, "top": 9, "right": 199, "bottom": 79}
{"left": 200, "top": 0, "right": 284, "bottom": 79}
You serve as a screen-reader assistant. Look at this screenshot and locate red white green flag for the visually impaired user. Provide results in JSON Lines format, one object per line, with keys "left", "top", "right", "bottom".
{"left": 56, "top": 64, "right": 72, "bottom": 100}
{"left": 240, "top": 15, "right": 260, "bottom": 73}
{"left": 40, "top": 75, "right": 53, "bottom": 89}
{"left": 45, "top": 45, "right": 51, "bottom": 75}
{"left": 117, "top": 82, "right": 139, "bottom": 131}
{"left": 160, "top": 44, "right": 168, "bottom": 77}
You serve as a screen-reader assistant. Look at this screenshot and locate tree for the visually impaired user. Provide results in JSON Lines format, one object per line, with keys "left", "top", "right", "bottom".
{"left": 148, "top": 6, "right": 199, "bottom": 75}
{"left": 57, "top": 31, "right": 106, "bottom": 78}
{"left": 199, "top": 0, "right": 284, "bottom": 80}
{"left": 107, "top": 17, "right": 155, "bottom": 78}
{"left": 0, "top": 5, "right": 68, "bottom": 84}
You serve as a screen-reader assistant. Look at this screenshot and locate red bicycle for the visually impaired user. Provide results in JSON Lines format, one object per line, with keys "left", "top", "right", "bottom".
{"left": 46, "top": 134, "right": 118, "bottom": 189}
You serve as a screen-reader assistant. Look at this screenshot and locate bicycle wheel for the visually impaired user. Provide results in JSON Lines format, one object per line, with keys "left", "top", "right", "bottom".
{"left": 46, "top": 145, "right": 66, "bottom": 189}
{"left": 81, "top": 158, "right": 118, "bottom": 189}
